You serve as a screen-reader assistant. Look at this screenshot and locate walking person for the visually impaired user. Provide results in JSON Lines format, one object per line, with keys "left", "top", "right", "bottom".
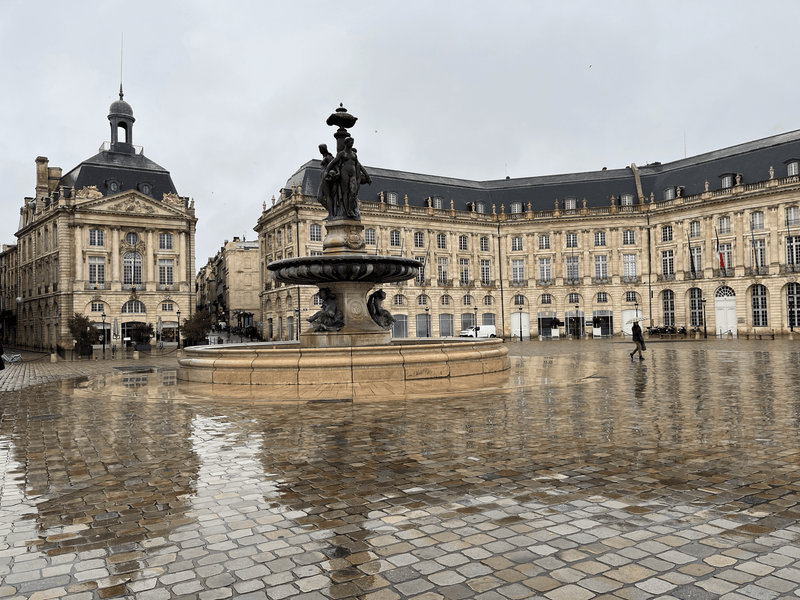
{"left": 0, "top": 341, "right": 5, "bottom": 370}
{"left": 630, "top": 321, "right": 646, "bottom": 360}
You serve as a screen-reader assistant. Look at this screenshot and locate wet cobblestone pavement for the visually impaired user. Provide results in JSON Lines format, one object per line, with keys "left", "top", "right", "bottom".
{"left": 1, "top": 339, "right": 800, "bottom": 600}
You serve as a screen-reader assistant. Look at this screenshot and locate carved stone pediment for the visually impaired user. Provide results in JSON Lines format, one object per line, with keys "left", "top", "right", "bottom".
{"left": 75, "top": 186, "right": 103, "bottom": 200}
{"left": 109, "top": 198, "right": 156, "bottom": 214}
{"left": 163, "top": 192, "right": 182, "bottom": 206}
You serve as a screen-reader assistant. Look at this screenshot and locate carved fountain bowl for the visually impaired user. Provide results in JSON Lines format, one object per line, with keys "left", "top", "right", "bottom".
{"left": 268, "top": 255, "right": 421, "bottom": 286}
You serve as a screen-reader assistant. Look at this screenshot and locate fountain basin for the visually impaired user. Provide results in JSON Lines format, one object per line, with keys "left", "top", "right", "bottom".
{"left": 178, "top": 338, "right": 510, "bottom": 385}
{"left": 268, "top": 254, "right": 420, "bottom": 285}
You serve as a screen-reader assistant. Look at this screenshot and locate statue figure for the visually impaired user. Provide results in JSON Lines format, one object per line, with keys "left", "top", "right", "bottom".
{"left": 321, "top": 136, "right": 371, "bottom": 221}
{"left": 307, "top": 288, "right": 344, "bottom": 332}
{"left": 367, "top": 289, "right": 395, "bottom": 329}
{"left": 316, "top": 144, "right": 335, "bottom": 213}
{"left": 705, "top": 180, "right": 709, "bottom": 192}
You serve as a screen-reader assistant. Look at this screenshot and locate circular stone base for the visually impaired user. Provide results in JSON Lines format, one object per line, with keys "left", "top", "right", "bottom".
{"left": 178, "top": 338, "right": 510, "bottom": 385}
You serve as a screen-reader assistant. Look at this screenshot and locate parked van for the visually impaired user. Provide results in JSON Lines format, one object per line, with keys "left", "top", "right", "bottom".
{"left": 459, "top": 325, "right": 497, "bottom": 338}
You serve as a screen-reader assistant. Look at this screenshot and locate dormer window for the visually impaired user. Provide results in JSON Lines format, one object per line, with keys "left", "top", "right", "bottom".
{"left": 564, "top": 197, "right": 576, "bottom": 210}
{"left": 386, "top": 191, "right": 398, "bottom": 205}
{"left": 138, "top": 182, "right": 152, "bottom": 196}
{"left": 621, "top": 193, "right": 634, "bottom": 206}
{"left": 432, "top": 197, "right": 443, "bottom": 209}
{"left": 106, "top": 179, "right": 121, "bottom": 193}
{"left": 720, "top": 174, "right": 733, "bottom": 189}
{"left": 664, "top": 187, "right": 675, "bottom": 200}
{"left": 786, "top": 160, "right": 799, "bottom": 177}
{"left": 476, "top": 201, "right": 485, "bottom": 213}
{"left": 510, "top": 202, "right": 523, "bottom": 213}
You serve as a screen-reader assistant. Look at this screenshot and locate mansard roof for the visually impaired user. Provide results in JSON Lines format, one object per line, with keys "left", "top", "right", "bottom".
{"left": 283, "top": 128, "right": 800, "bottom": 212}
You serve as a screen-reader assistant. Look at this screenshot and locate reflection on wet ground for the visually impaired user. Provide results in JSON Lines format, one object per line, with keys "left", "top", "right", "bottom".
{"left": 1, "top": 339, "right": 800, "bottom": 599}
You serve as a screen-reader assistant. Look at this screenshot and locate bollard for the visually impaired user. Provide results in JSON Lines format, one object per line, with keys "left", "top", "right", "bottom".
{"left": 50, "top": 353, "right": 57, "bottom": 363}
{"left": 133, "top": 350, "right": 140, "bottom": 360}
{"left": 695, "top": 331, "right": 701, "bottom": 340}
{"left": 727, "top": 331, "right": 733, "bottom": 340}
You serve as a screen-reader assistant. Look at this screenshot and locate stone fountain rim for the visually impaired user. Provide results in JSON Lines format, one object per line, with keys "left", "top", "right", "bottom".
{"left": 267, "top": 254, "right": 423, "bottom": 271}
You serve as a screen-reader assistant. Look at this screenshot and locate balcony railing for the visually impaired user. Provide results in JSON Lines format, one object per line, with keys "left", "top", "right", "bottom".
{"left": 715, "top": 268, "right": 735, "bottom": 277}
{"left": 746, "top": 266, "right": 769, "bottom": 276}
{"left": 622, "top": 276, "right": 638, "bottom": 284}
{"left": 123, "top": 283, "right": 146, "bottom": 291}
{"left": 781, "top": 264, "right": 800, "bottom": 274}
{"left": 658, "top": 273, "right": 675, "bottom": 282}
{"left": 592, "top": 277, "right": 609, "bottom": 285}
{"left": 437, "top": 278, "right": 453, "bottom": 287}
{"left": 537, "top": 278, "right": 552, "bottom": 287}
{"left": 685, "top": 271, "right": 704, "bottom": 280}
{"left": 85, "top": 282, "right": 108, "bottom": 290}
{"left": 510, "top": 279, "right": 527, "bottom": 287}
{"left": 565, "top": 277, "right": 581, "bottom": 285}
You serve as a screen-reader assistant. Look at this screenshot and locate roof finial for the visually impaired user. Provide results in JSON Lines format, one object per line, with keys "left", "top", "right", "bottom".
{"left": 119, "top": 83, "right": 124, "bottom": 101}
{"left": 119, "top": 33, "right": 124, "bottom": 100}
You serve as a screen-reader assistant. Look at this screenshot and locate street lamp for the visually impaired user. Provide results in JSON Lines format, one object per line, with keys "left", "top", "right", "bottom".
{"left": 294, "top": 308, "right": 300, "bottom": 341}
{"left": 701, "top": 299, "right": 707, "bottom": 339}
{"left": 425, "top": 306, "right": 430, "bottom": 337}
{"left": 790, "top": 296, "right": 795, "bottom": 333}
{"left": 176, "top": 310, "right": 181, "bottom": 349}
{"left": 473, "top": 305, "right": 478, "bottom": 330}
{"left": 575, "top": 303, "right": 580, "bottom": 339}
{"left": 101, "top": 311, "right": 106, "bottom": 359}
{"left": 518, "top": 304, "right": 523, "bottom": 341}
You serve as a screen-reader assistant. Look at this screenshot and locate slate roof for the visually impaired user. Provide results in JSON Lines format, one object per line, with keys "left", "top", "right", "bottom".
{"left": 283, "top": 129, "right": 800, "bottom": 212}
{"left": 59, "top": 147, "right": 179, "bottom": 199}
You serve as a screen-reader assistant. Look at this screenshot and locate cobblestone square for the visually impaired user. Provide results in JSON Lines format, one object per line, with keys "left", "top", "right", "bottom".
{"left": 1, "top": 339, "right": 799, "bottom": 599}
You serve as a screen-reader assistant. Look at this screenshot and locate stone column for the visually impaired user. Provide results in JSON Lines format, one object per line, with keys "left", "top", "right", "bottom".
{"left": 74, "top": 225, "right": 82, "bottom": 282}
{"left": 112, "top": 228, "right": 120, "bottom": 283}
{"left": 180, "top": 232, "right": 187, "bottom": 282}
{"left": 146, "top": 229, "right": 155, "bottom": 285}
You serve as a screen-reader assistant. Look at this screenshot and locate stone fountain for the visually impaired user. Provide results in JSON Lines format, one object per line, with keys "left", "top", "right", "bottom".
{"left": 178, "top": 105, "right": 509, "bottom": 386}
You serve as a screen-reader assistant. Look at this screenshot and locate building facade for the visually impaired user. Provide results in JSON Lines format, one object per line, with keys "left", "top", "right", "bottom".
{"left": 256, "top": 130, "right": 800, "bottom": 340}
{"left": 196, "top": 237, "right": 260, "bottom": 331}
{"left": 4, "top": 89, "right": 196, "bottom": 352}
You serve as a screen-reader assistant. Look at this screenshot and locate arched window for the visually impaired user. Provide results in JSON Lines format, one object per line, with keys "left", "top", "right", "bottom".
{"left": 752, "top": 284, "right": 768, "bottom": 326}
{"left": 483, "top": 295, "right": 493, "bottom": 306}
{"left": 121, "top": 300, "right": 146, "bottom": 313}
{"left": 417, "top": 295, "right": 429, "bottom": 306}
{"left": 393, "top": 294, "right": 404, "bottom": 306}
{"left": 788, "top": 283, "right": 800, "bottom": 329}
{"left": 663, "top": 290, "right": 675, "bottom": 326}
{"left": 462, "top": 295, "right": 472, "bottom": 306}
{"left": 689, "top": 288, "right": 704, "bottom": 326}
{"left": 123, "top": 252, "right": 142, "bottom": 286}
{"left": 513, "top": 294, "right": 525, "bottom": 305}
{"left": 540, "top": 294, "right": 552, "bottom": 305}
{"left": 440, "top": 295, "right": 451, "bottom": 306}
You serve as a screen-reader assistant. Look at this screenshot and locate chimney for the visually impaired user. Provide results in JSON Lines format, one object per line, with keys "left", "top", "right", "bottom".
{"left": 35, "top": 157, "right": 49, "bottom": 198}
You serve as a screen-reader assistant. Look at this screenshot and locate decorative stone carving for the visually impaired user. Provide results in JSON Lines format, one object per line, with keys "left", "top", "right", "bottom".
{"left": 75, "top": 186, "right": 103, "bottom": 200}
{"left": 163, "top": 192, "right": 182, "bottom": 206}
{"left": 367, "top": 289, "right": 395, "bottom": 329}
{"left": 307, "top": 288, "right": 344, "bottom": 332}
{"left": 109, "top": 198, "right": 155, "bottom": 214}
{"left": 770, "top": 166, "right": 775, "bottom": 180}
{"left": 705, "top": 180, "right": 709, "bottom": 192}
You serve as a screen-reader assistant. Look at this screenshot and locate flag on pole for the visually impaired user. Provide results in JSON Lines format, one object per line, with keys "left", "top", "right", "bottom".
{"left": 787, "top": 212, "right": 793, "bottom": 267}
{"left": 715, "top": 227, "right": 725, "bottom": 271}
{"left": 751, "top": 220, "right": 759, "bottom": 269}
{"left": 687, "top": 232, "right": 696, "bottom": 277}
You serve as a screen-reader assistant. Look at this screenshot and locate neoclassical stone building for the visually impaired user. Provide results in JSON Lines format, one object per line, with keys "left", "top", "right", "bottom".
{"left": 256, "top": 129, "right": 800, "bottom": 341}
{"left": 7, "top": 88, "right": 196, "bottom": 352}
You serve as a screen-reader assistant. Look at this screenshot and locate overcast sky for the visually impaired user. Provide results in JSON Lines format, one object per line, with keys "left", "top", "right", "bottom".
{"left": 2, "top": 0, "right": 799, "bottom": 264}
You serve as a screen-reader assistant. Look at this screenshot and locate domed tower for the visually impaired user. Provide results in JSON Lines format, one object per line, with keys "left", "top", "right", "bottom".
{"left": 108, "top": 84, "right": 136, "bottom": 153}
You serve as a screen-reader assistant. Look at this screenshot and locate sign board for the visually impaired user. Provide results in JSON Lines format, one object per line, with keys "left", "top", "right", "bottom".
{"left": 123, "top": 337, "right": 131, "bottom": 341}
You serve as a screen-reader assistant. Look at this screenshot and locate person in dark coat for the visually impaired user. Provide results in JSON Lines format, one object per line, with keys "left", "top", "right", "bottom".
{"left": 0, "top": 342, "right": 4, "bottom": 370}
{"left": 630, "top": 322, "right": 646, "bottom": 360}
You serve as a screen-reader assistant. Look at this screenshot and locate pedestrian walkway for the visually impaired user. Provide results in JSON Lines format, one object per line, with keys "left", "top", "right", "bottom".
{"left": 0, "top": 339, "right": 799, "bottom": 600}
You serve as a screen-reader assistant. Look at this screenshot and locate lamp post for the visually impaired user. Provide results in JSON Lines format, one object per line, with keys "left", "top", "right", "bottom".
{"left": 473, "top": 305, "right": 478, "bottom": 330}
{"left": 101, "top": 312, "right": 106, "bottom": 359}
{"left": 701, "top": 299, "right": 707, "bottom": 338}
{"left": 176, "top": 310, "right": 181, "bottom": 348}
{"left": 790, "top": 296, "right": 795, "bottom": 333}
{"left": 425, "top": 306, "right": 430, "bottom": 337}
{"left": 294, "top": 308, "right": 300, "bottom": 341}
{"left": 518, "top": 304, "right": 523, "bottom": 341}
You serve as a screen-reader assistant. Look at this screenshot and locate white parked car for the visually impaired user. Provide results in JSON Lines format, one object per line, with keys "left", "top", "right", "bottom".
{"left": 459, "top": 325, "right": 497, "bottom": 338}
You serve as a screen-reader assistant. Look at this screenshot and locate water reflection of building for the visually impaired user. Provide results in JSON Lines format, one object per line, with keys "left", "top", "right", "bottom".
{"left": 3, "top": 88, "right": 196, "bottom": 352}
{"left": 257, "top": 130, "right": 800, "bottom": 340}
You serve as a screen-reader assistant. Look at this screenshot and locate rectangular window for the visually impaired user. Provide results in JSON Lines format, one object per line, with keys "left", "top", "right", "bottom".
{"left": 751, "top": 212, "right": 764, "bottom": 230}
{"left": 414, "top": 232, "right": 424, "bottom": 248}
{"left": 287, "top": 228, "right": 292, "bottom": 243}
{"left": 566, "top": 256, "right": 579, "bottom": 280}
{"left": 480, "top": 237, "right": 489, "bottom": 252}
{"left": 753, "top": 286, "right": 768, "bottom": 326}
{"left": 788, "top": 236, "right": 800, "bottom": 266}
{"left": 594, "top": 255, "right": 607, "bottom": 280}
{"left": 416, "top": 256, "right": 426, "bottom": 284}
{"left": 564, "top": 198, "right": 576, "bottom": 210}
{"left": 787, "top": 206, "right": 800, "bottom": 226}
{"left": 310, "top": 224, "right": 322, "bottom": 242}
{"left": 690, "top": 289, "right": 704, "bottom": 326}
{"left": 597, "top": 292, "right": 608, "bottom": 303}
{"left": 663, "top": 291, "right": 675, "bottom": 327}
{"left": 310, "top": 250, "right": 323, "bottom": 256}
{"left": 459, "top": 258, "right": 470, "bottom": 284}
{"left": 662, "top": 250, "right": 674, "bottom": 276}
{"left": 623, "top": 254, "right": 636, "bottom": 279}
{"left": 459, "top": 235, "right": 468, "bottom": 251}
{"left": 511, "top": 237, "right": 523, "bottom": 251}
{"left": 622, "top": 230, "right": 635, "bottom": 245}
{"left": 159, "top": 259, "right": 174, "bottom": 286}
{"left": 91, "top": 302, "right": 104, "bottom": 312}
{"left": 721, "top": 175, "right": 733, "bottom": 189}
{"left": 752, "top": 239, "right": 766, "bottom": 268}
{"left": 689, "top": 222, "right": 701, "bottom": 238}
{"left": 511, "top": 259, "right": 524, "bottom": 283}
{"left": 511, "top": 202, "right": 522, "bottom": 214}
{"left": 437, "top": 233, "right": 447, "bottom": 249}
{"left": 278, "top": 231, "right": 283, "bottom": 246}
{"left": 662, "top": 226, "right": 673, "bottom": 242}
{"left": 162, "top": 302, "right": 174, "bottom": 311}
{"left": 719, "top": 243, "right": 732, "bottom": 270}
{"left": 718, "top": 216, "right": 731, "bottom": 234}
{"left": 538, "top": 258, "right": 551, "bottom": 281}
{"left": 88, "top": 256, "right": 105, "bottom": 284}
{"left": 539, "top": 235, "right": 550, "bottom": 250}
{"left": 566, "top": 233, "right": 577, "bottom": 248}
{"left": 159, "top": 233, "right": 173, "bottom": 249}
{"left": 690, "top": 246, "right": 702, "bottom": 273}
{"left": 480, "top": 259, "right": 491, "bottom": 285}
{"left": 621, "top": 194, "right": 634, "bottom": 206}
{"left": 437, "top": 257, "right": 448, "bottom": 283}
{"left": 594, "top": 232, "right": 606, "bottom": 246}
{"left": 625, "top": 291, "right": 637, "bottom": 303}
{"left": 390, "top": 231, "right": 401, "bottom": 247}
{"left": 364, "top": 228, "right": 375, "bottom": 245}
{"left": 789, "top": 162, "right": 799, "bottom": 177}
{"left": 89, "top": 229, "right": 104, "bottom": 247}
